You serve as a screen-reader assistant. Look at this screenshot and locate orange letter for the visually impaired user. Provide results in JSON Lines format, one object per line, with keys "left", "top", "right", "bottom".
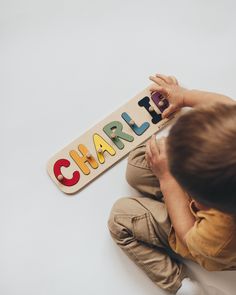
{"left": 70, "top": 144, "right": 98, "bottom": 175}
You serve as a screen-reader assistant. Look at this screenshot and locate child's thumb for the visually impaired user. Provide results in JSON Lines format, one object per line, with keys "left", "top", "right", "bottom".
{"left": 162, "top": 104, "right": 175, "bottom": 119}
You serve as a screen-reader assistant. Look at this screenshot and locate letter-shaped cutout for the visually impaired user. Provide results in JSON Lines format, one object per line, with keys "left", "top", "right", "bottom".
{"left": 69, "top": 144, "right": 99, "bottom": 175}
{"left": 138, "top": 96, "right": 162, "bottom": 124}
{"left": 103, "top": 121, "right": 134, "bottom": 150}
{"left": 93, "top": 133, "right": 116, "bottom": 164}
{"left": 121, "top": 112, "right": 150, "bottom": 135}
{"left": 53, "top": 158, "right": 80, "bottom": 186}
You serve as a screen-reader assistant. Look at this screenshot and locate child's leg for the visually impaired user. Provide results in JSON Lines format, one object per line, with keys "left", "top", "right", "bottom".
{"left": 108, "top": 144, "right": 186, "bottom": 293}
{"left": 126, "top": 144, "right": 162, "bottom": 199}
{"left": 108, "top": 196, "right": 186, "bottom": 293}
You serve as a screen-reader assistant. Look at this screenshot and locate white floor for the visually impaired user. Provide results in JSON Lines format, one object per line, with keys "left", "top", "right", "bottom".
{"left": 1, "top": 1, "right": 236, "bottom": 294}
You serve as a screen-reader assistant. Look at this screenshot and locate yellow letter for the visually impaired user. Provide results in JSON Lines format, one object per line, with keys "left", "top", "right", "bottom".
{"left": 93, "top": 133, "right": 116, "bottom": 164}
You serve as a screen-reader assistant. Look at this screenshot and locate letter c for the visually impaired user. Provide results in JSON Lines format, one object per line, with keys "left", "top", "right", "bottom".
{"left": 53, "top": 159, "right": 80, "bottom": 186}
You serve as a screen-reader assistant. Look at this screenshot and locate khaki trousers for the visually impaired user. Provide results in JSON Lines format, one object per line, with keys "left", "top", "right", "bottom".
{"left": 108, "top": 144, "right": 186, "bottom": 293}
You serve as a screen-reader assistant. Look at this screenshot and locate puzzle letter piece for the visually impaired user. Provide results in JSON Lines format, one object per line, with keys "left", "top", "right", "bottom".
{"left": 103, "top": 121, "right": 134, "bottom": 150}
{"left": 53, "top": 159, "right": 80, "bottom": 186}
{"left": 151, "top": 91, "right": 169, "bottom": 112}
{"left": 47, "top": 86, "right": 180, "bottom": 194}
{"left": 93, "top": 133, "right": 116, "bottom": 164}
{"left": 138, "top": 96, "right": 162, "bottom": 124}
{"left": 69, "top": 144, "right": 98, "bottom": 175}
{"left": 121, "top": 112, "right": 150, "bottom": 135}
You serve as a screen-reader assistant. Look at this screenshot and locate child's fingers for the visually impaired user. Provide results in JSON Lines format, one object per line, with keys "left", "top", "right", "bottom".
{"left": 145, "top": 141, "right": 153, "bottom": 168}
{"left": 149, "top": 76, "right": 166, "bottom": 87}
{"left": 162, "top": 104, "right": 176, "bottom": 119}
{"left": 158, "top": 137, "right": 167, "bottom": 156}
{"left": 149, "top": 85, "right": 168, "bottom": 97}
{"left": 145, "top": 151, "right": 151, "bottom": 167}
{"left": 149, "top": 83, "right": 168, "bottom": 96}
{"left": 149, "top": 84, "right": 163, "bottom": 92}
{"left": 169, "top": 75, "right": 178, "bottom": 85}
{"left": 155, "top": 74, "right": 178, "bottom": 86}
{"left": 150, "top": 135, "right": 159, "bottom": 156}
{"left": 155, "top": 74, "right": 173, "bottom": 84}
{"left": 146, "top": 140, "right": 152, "bottom": 158}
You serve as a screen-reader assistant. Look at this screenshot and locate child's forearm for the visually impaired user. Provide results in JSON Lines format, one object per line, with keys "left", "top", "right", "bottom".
{"left": 183, "top": 89, "right": 235, "bottom": 108}
{"left": 160, "top": 176, "right": 196, "bottom": 246}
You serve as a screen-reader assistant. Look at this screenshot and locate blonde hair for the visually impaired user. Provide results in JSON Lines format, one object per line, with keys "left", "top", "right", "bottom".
{"left": 167, "top": 103, "right": 236, "bottom": 214}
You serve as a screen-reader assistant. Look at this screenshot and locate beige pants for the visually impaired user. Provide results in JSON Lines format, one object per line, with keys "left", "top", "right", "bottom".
{"left": 108, "top": 144, "right": 186, "bottom": 293}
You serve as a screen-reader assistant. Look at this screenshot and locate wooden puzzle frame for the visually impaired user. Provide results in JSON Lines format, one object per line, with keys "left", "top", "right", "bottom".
{"left": 47, "top": 86, "right": 180, "bottom": 194}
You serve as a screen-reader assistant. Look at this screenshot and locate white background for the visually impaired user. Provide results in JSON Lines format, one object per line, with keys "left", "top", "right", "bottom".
{"left": 1, "top": 1, "right": 236, "bottom": 294}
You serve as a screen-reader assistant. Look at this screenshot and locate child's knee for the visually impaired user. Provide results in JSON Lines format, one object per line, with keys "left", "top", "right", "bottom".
{"left": 125, "top": 163, "right": 141, "bottom": 190}
{"left": 107, "top": 197, "right": 135, "bottom": 245}
{"left": 127, "top": 144, "right": 147, "bottom": 168}
{"left": 126, "top": 144, "right": 148, "bottom": 189}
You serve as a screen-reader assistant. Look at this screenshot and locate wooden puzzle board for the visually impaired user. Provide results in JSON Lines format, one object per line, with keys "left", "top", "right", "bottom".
{"left": 47, "top": 86, "right": 180, "bottom": 194}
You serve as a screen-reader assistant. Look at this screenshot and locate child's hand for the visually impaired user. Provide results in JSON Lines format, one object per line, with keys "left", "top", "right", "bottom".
{"left": 149, "top": 74, "right": 187, "bottom": 118}
{"left": 145, "top": 135, "right": 171, "bottom": 181}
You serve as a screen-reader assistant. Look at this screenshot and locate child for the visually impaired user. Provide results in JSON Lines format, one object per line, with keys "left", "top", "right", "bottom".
{"left": 108, "top": 74, "right": 236, "bottom": 294}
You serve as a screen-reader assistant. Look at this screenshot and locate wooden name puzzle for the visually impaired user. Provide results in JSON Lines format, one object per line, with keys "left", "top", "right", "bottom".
{"left": 47, "top": 87, "right": 180, "bottom": 194}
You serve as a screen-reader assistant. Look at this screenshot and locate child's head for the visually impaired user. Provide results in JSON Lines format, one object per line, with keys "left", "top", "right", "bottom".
{"left": 167, "top": 103, "right": 236, "bottom": 214}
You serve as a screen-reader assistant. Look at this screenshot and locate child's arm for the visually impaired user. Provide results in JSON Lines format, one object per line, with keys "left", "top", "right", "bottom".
{"left": 160, "top": 175, "right": 195, "bottom": 246}
{"left": 146, "top": 136, "right": 195, "bottom": 246}
{"left": 149, "top": 74, "right": 235, "bottom": 118}
{"left": 183, "top": 89, "right": 234, "bottom": 108}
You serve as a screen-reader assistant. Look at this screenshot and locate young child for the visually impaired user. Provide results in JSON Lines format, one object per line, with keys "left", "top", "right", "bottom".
{"left": 108, "top": 74, "right": 236, "bottom": 294}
